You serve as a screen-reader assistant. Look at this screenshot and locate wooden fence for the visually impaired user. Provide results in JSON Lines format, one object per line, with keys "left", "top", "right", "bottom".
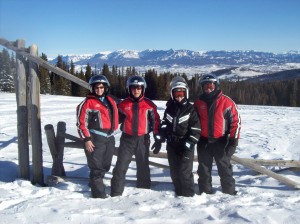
{"left": 0, "top": 38, "right": 89, "bottom": 186}
{"left": 45, "top": 121, "right": 300, "bottom": 189}
{"left": 1, "top": 37, "right": 300, "bottom": 189}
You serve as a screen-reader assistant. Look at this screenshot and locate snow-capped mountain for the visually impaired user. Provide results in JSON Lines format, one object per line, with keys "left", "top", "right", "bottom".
{"left": 49, "top": 49, "right": 300, "bottom": 80}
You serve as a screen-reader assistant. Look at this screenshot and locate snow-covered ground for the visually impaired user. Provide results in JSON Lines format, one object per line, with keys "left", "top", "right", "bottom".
{"left": 1, "top": 92, "right": 300, "bottom": 223}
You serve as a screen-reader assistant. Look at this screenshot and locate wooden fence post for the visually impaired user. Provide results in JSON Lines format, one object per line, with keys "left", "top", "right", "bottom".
{"left": 15, "top": 39, "right": 30, "bottom": 180}
{"left": 44, "top": 124, "right": 59, "bottom": 175}
{"left": 56, "top": 122, "right": 66, "bottom": 176}
{"left": 45, "top": 123, "right": 66, "bottom": 176}
{"left": 29, "top": 44, "right": 44, "bottom": 186}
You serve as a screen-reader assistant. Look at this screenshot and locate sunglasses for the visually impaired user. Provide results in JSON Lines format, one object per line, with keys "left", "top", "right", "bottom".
{"left": 202, "top": 82, "right": 215, "bottom": 87}
{"left": 173, "top": 91, "right": 185, "bottom": 98}
{"left": 94, "top": 86, "right": 105, "bottom": 90}
{"left": 130, "top": 86, "right": 142, "bottom": 90}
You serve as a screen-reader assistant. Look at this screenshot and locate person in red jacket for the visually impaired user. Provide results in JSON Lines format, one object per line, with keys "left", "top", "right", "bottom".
{"left": 76, "top": 75, "right": 119, "bottom": 198}
{"left": 110, "top": 75, "right": 161, "bottom": 197}
{"left": 194, "top": 74, "right": 241, "bottom": 195}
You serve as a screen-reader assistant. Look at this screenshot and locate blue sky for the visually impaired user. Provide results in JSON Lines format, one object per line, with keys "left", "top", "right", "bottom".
{"left": 1, "top": 0, "right": 300, "bottom": 58}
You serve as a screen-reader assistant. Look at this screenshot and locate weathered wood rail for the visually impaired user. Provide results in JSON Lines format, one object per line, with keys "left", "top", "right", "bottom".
{"left": 45, "top": 121, "right": 300, "bottom": 189}
{"left": 0, "top": 38, "right": 89, "bottom": 89}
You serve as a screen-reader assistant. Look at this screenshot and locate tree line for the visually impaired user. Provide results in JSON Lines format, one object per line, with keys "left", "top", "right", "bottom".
{"left": 0, "top": 48, "right": 299, "bottom": 107}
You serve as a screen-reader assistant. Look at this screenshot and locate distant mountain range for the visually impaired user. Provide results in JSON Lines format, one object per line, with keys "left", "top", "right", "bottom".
{"left": 49, "top": 49, "right": 300, "bottom": 80}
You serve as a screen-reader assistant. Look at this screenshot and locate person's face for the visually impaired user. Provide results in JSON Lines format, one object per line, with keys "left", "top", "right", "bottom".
{"left": 202, "top": 82, "right": 215, "bottom": 94}
{"left": 173, "top": 88, "right": 185, "bottom": 102}
{"left": 130, "top": 85, "right": 142, "bottom": 98}
{"left": 94, "top": 83, "right": 105, "bottom": 96}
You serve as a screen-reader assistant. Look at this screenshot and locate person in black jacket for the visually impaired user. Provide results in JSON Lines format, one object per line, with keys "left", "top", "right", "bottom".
{"left": 152, "top": 76, "right": 201, "bottom": 197}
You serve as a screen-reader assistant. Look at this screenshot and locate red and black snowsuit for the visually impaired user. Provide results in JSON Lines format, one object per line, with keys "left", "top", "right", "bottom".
{"left": 194, "top": 90, "right": 241, "bottom": 195}
{"left": 160, "top": 99, "right": 201, "bottom": 197}
{"left": 76, "top": 93, "right": 119, "bottom": 198}
{"left": 110, "top": 95, "right": 160, "bottom": 196}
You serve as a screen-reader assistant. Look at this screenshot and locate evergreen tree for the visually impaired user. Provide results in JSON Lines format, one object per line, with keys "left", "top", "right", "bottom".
{"left": 10, "top": 52, "right": 16, "bottom": 88}
{"left": 290, "top": 79, "right": 298, "bottom": 107}
{"left": 126, "top": 66, "right": 138, "bottom": 77}
{"left": 0, "top": 48, "right": 14, "bottom": 92}
{"left": 78, "top": 68, "right": 89, "bottom": 97}
{"left": 50, "top": 55, "right": 71, "bottom": 96}
{"left": 112, "top": 65, "right": 118, "bottom": 76}
{"left": 63, "top": 60, "right": 72, "bottom": 96}
{"left": 70, "top": 60, "right": 81, "bottom": 96}
{"left": 50, "top": 55, "right": 62, "bottom": 95}
{"left": 39, "top": 53, "right": 51, "bottom": 94}
{"left": 157, "top": 72, "right": 172, "bottom": 100}
{"left": 85, "top": 63, "right": 92, "bottom": 83}
{"left": 102, "top": 63, "right": 110, "bottom": 76}
{"left": 120, "top": 74, "right": 128, "bottom": 98}
{"left": 144, "top": 69, "right": 158, "bottom": 99}
{"left": 188, "top": 74, "right": 200, "bottom": 101}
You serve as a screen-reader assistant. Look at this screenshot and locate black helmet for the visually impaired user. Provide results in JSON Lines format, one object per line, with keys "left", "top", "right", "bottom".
{"left": 199, "top": 73, "right": 219, "bottom": 91}
{"left": 88, "top": 75, "right": 110, "bottom": 93}
{"left": 170, "top": 76, "right": 189, "bottom": 100}
{"left": 126, "top": 76, "right": 147, "bottom": 95}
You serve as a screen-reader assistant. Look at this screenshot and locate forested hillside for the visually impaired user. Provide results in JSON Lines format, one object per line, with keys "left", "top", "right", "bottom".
{"left": 1, "top": 49, "right": 299, "bottom": 107}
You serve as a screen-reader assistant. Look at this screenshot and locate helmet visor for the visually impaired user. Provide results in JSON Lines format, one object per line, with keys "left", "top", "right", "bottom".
{"left": 200, "top": 76, "right": 217, "bottom": 85}
{"left": 172, "top": 88, "right": 186, "bottom": 98}
{"left": 201, "top": 81, "right": 215, "bottom": 86}
{"left": 130, "top": 85, "right": 143, "bottom": 90}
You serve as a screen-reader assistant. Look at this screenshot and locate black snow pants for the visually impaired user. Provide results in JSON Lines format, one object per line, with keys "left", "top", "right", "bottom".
{"left": 110, "top": 133, "right": 151, "bottom": 196}
{"left": 167, "top": 143, "right": 195, "bottom": 197}
{"left": 85, "top": 133, "right": 115, "bottom": 198}
{"left": 197, "top": 138, "right": 235, "bottom": 195}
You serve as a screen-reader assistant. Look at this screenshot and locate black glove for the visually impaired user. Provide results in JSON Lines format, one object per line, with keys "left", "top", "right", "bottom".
{"left": 225, "top": 139, "right": 238, "bottom": 157}
{"left": 151, "top": 141, "right": 162, "bottom": 154}
{"left": 182, "top": 140, "right": 195, "bottom": 160}
{"left": 154, "top": 134, "right": 165, "bottom": 143}
{"left": 184, "top": 140, "right": 195, "bottom": 151}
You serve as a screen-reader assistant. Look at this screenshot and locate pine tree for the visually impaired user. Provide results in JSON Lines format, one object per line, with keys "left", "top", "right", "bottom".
{"left": 50, "top": 55, "right": 62, "bottom": 95}
{"left": 63, "top": 60, "right": 72, "bottom": 96}
{"left": 157, "top": 72, "right": 171, "bottom": 100}
{"left": 0, "top": 48, "right": 15, "bottom": 92}
{"left": 116, "top": 74, "right": 127, "bottom": 98}
{"left": 70, "top": 60, "right": 81, "bottom": 96}
{"left": 51, "top": 55, "right": 71, "bottom": 96}
{"left": 10, "top": 52, "right": 16, "bottom": 89}
{"left": 85, "top": 63, "right": 92, "bottom": 82}
{"left": 102, "top": 63, "right": 110, "bottom": 76}
{"left": 289, "top": 79, "right": 298, "bottom": 107}
{"left": 112, "top": 65, "right": 118, "bottom": 76}
{"left": 78, "top": 68, "right": 89, "bottom": 97}
{"left": 144, "top": 69, "right": 158, "bottom": 99}
{"left": 39, "top": 53, "right": 51, "bottom": 94}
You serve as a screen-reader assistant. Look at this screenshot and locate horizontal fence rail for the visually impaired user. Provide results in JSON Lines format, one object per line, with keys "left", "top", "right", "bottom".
{"left": 45, "top": 121, "right": 300, "bottom": 190}
{"left": 0, "top": 38, "right": 89, "bottom": 89}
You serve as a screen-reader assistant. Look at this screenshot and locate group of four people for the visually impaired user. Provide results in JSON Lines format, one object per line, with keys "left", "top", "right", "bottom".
{"left": 76, "top": 73, "right": 241, "bottom": 198}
